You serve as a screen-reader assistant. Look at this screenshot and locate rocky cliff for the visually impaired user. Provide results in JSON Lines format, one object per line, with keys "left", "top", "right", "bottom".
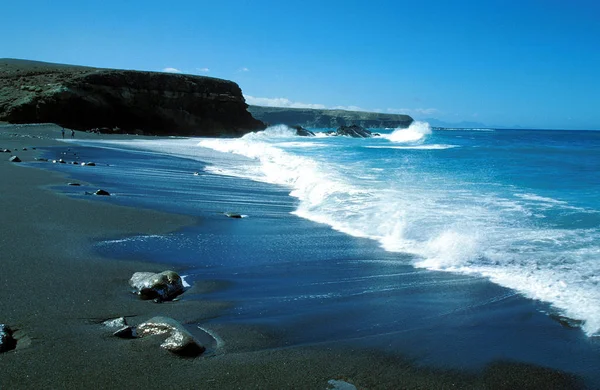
{"left": 248, "top": 105, "right": 413, "bottom": 129}
{"left": 0, "top": 59, "right": 265, "bottom": 136}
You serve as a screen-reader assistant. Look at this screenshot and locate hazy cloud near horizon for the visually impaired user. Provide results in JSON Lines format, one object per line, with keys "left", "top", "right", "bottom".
{"left": 244, "top": 95, "right": 438, "bottom": 117}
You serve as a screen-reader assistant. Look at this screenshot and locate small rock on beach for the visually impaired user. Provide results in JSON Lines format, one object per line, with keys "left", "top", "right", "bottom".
{"left": 137, "top": 316, "right": 205, "bottom": 357}
{"left": 0, "top": 324, "right": 17, "bottom": 353}
{"left": 102, "top": 317, "right": 128, "bottom": 328}
{"left": 113, "top": 326, "right": 137, "bottom": 339}
{"left": 9, "top": 156, "right": 21, "bottom": 162}
{"left": 129, "top": 271, "right": 184, "bottom": 301}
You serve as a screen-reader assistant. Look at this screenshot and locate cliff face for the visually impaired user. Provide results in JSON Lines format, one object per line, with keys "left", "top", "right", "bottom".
{"left": 0, "top": 59, "right": 265, "bottom": 136}
{"left": 248, "top": 105, "right": 413, "bottom": 129}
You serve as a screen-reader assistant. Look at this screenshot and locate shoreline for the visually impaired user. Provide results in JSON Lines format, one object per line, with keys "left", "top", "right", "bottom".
{"left": 0, "top": 124, "right": 590, "bottom": 389}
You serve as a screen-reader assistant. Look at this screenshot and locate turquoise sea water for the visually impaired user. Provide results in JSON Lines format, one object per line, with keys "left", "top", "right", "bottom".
{"left": 51, "top": 124, "right": 600, "bottom": 385}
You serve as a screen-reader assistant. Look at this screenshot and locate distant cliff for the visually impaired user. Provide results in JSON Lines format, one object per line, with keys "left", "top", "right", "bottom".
{"left": 0, "top": 59, "right": 265, "bottom": 136}
{"left": 248, "top": 105, "right": 413, "bottom": 129}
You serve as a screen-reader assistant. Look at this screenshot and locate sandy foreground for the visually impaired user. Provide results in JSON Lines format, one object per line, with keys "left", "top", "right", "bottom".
{"left": 0, "top": 124, "right": 584, "bottom": 389}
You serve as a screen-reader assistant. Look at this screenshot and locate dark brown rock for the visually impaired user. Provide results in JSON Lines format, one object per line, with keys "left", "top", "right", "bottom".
{"left": 0, "top": 59, "right": 265, "bottom": 136}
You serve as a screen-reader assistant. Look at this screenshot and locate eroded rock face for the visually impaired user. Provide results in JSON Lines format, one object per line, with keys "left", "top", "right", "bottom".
{"left": 249, "top": 105, "right": 413, "bottom": 129}
{"left": 0, "top": 59, "right": 265, "bottom": 136}
{"left": 336, "top": 125, "right": 372, "bottom": 138}
{"left": 129, "top": 271, "right": 184, "bottom": 301}
{"left": 0, "top": 324, "right": 17, "bottom": 353}
{"left": 137, "top": 317, "right": 205, "bottom": 357}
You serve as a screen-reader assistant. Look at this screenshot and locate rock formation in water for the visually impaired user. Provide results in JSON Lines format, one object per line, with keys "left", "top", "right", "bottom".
{"left": 248, "top": 105, "right": 413, "bottom": 129}
{"left": 0, "top": 59, "right": 265, "bottom": 136}
{"left": 335, "top": 124, "right": 373, "bottom": 138}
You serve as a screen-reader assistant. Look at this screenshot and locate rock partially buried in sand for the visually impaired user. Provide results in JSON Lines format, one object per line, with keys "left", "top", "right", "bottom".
{"left": 0, "top": 324, "right": 17, "bottom": 353}
{"left": 101, "top": 317, "right": 128, "bottom": 328}
{"left": 94, "top": 189, "right": 110, "bottom": 196}
{"left": 137, "top": 316, "right": 205, "bottom": 357}
{"left": 68, "top": 182, "right": 81, "bottom": 186}
{"left": 113, "top": 326, "right": 137, "bottom": 339}
{"left": 81, "top": 162, "right": 96, "bottom": 166}
{"left": 224, "top": 212, "right": 243, "bottom": 219}
{"left": 129, "top": 271, "right": 184, "bottom": 301}
{"left": 8, "top": 156, "right": 21, "bottom": 162}
{"left": 327, "top": 379, "right": 357, "bottom": 390}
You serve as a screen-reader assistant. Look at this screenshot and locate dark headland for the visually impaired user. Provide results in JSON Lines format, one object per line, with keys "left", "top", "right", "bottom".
{"left": 248, "top": 105, "right": 414, "bottom": 129}
{"left": 0, "top": 59, "right": 265, "bottom": 136}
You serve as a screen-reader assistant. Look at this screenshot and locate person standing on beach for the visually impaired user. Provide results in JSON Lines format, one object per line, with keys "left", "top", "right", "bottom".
{"left": 61, "top": 128, "right": 65, "bottom": 139}
{"left": 71, "top": 129, "right": 75, "bottom": 138}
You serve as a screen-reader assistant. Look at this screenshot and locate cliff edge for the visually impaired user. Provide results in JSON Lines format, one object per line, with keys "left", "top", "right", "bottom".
{"left": 248, "top": 105, "right": 413, "bottom": 129}
{"left": 0, "top": 59, "right": 265, "bottom": 136}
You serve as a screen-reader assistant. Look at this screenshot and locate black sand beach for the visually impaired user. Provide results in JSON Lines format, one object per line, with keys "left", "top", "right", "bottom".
{"left": 0, "top": 124, "right": 592, "bottom": 389}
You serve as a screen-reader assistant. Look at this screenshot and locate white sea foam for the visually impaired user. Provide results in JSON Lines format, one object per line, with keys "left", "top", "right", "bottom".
{"left": 365, "top": 144, "right": 458, "bottom": 150}
{"left": 195, "top": 127, "right": 600, "bottom": 337}
{"left": 77, "top": 129, "right": 600, "bottom": 337}
{"left": 382, "top": 121, "right": 432, "bottom": 143}
{"left": 514, "top": 193, "right": 568, "bottom": 205}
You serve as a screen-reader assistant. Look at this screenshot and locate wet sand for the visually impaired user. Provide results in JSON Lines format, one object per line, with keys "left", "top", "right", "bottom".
{"left": 0, "top": 124, "right": 586, "bottom": 389}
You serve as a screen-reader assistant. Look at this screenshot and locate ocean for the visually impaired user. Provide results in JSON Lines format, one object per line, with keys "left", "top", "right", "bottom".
{"left": 51, "top": 124, "right": 600, "bottom": 385}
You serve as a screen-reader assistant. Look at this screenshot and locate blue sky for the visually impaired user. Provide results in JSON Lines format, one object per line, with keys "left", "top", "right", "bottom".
{"left": 2, "top": 0, "right": 599, "bottom": 129}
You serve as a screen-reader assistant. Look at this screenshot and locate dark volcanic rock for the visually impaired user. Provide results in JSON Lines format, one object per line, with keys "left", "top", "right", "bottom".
{"left": 94, "top": 189, "right": 110, "bottom": 196}
{"left": 129, "top": 271, "right": 184, "bottom": 301}
{"left": 8, "top": 155, "right": 21, "bottom": 162}
{"left": 0, "top": 58, "right": 265, "bottom": 136}
{"left": 336, "top": 124, "right": 372, "bottom": 138}
{"left": 0, "top": 324, "right": 17, "bottom": 353}
{"left": 225, "top": 212, "right": 243, "bottom": 219}
{"left": 291, "top": 125, "right": 315, "bottom": 137}
{"left": 113, "top": 326, "right": 137, "bottom": 339}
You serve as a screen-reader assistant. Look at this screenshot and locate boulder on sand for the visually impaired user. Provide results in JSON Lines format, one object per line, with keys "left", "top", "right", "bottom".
{"left": 0, "top": 324, "right": 17, "bottom": 353}
{"left": 129, "top": 271, "right": 184, "bottom": 301}
{"left": 137, "top": 316, "right": 205, "bottom": 357}
{"left": 8, "top": 156, "right": 21, "bottom": 162}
